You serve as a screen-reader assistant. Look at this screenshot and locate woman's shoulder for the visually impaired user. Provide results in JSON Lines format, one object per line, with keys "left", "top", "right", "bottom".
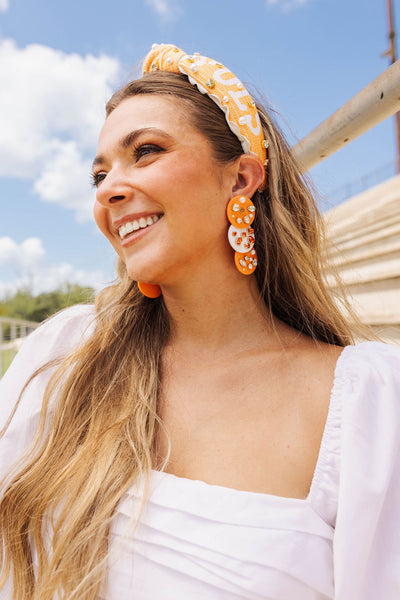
{"left": 335, "top": 340, "right": 400, "bottom": 399}
{"left": 16, "top": 303, "right": 96, "bottom": 363}
{"left": 342, "top": 339, "right": 400, "bottom": 364}
{"left": 0, "top": 304, "right": 96, "bottom": 413}
{"left": 333, "top": 340, "right": 400, "bottom": 470}
{"left": 333, "top": 342, "right": 400, "bottom": 598}
{"left": 0, "top": 304, "right": 97, "bottom": 478}
{"left": 28, "top": 303, "right": 96, "bottom": 346}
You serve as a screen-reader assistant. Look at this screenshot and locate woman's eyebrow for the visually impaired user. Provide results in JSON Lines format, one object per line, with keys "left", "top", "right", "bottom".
{"left": 92, "top": 127, "right": 173, "bottom": 169}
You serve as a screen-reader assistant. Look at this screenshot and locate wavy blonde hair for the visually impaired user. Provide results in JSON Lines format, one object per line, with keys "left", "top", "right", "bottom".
{"left": 0, "top": 71, "right": 363, "bottom": 599}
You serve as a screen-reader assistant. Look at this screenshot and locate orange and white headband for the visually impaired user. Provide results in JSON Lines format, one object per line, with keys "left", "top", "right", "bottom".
{"left": 142, "top": 43, "right": 268, "bottom": 165}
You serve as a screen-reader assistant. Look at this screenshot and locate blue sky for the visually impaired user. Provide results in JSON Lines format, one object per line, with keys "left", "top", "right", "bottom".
{"left": 0, "top": 0, "right": 398, "bottom": 297}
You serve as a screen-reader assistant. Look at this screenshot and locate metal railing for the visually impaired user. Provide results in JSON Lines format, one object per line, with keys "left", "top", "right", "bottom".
{"left": 292, "top": 59, "right": 400, "bottom": 172}
{"left": 0, "top": 317, "right": 39, "bottom": 377}
{"left": 329, "top": 160, "right": 398, "bottom": 203}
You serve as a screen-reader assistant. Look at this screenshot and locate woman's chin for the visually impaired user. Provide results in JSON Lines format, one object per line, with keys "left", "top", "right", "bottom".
{"left": 125, "top": 264, "right": 162, "bottom": 286}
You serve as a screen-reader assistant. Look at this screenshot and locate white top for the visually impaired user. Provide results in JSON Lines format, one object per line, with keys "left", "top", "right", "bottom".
{"left": 1, "top": 304, "right": 400, "bottom": 600}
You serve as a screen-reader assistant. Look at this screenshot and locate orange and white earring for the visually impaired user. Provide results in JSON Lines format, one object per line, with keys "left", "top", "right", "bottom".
{"left": 138, "top": 281, "right": 162, "bottom": 298}
{"left": 227, "top": 195, "right": 257, "bottom": 275}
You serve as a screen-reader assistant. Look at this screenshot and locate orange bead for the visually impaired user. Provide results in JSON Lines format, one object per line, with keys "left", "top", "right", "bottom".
{"left": 226, "top": 195, "right": 256, "bottom": 228}
{"left": 234, "top": 250, "right": 258, "bottom": 275}
{"left": 138, "top": 282, "right": 162, "bottom": 298}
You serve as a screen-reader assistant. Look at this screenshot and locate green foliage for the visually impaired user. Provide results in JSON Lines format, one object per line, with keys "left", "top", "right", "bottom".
{"left": 0, "top": 284, "right": 95, "bottom": 323}
{"left": 1, "top": 348, "right": 15, "bottom": 376}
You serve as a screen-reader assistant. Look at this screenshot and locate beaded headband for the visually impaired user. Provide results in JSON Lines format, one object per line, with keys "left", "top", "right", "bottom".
{"left": 142, "top": 43, "right": 268, "bottom": 165}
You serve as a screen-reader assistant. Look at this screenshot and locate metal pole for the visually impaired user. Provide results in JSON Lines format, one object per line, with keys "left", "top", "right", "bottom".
{"left": 385, "top": 0, "right": 400, "bottom": 173}
{"left": 292, "top": 60, "right": 400, "bottom": 172}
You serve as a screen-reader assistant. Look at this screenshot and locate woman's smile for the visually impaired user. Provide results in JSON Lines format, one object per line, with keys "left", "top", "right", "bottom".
{"left": 118, "top": 214, "right": 161, "bottom": 241}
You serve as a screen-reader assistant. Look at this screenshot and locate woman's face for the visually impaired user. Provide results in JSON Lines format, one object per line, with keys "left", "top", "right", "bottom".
{"left": 93, "top": 94, "right": 236, "bottom": 286}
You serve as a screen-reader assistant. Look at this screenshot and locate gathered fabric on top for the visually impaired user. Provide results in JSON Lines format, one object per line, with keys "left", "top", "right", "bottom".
{"left": 104, "top": 469, "right": 335, "bottom": 599}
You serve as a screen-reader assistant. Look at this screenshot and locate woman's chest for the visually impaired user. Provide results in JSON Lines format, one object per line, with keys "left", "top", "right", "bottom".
{"left": 155, "top": 359, "right": 331, "bottom": 499}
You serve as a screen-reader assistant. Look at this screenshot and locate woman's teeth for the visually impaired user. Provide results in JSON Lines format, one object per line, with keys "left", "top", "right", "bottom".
{"left": 118, "top": 215, "right": 159, "bottom": 239}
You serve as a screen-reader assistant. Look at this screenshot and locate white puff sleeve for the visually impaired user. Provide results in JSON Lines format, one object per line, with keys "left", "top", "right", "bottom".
{"left": 0, "top": 304, "right": 95, "bottom": 486}
{"left": 333, "top": 342, "right": 400, "bottom": 600}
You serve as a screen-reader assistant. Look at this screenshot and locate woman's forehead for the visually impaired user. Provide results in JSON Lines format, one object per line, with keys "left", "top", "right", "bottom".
{"left": 95, "top": 94, "right": 208, "bottom": 158}
{"left": 108, "top": 94, "right": 189, "bottom": 125}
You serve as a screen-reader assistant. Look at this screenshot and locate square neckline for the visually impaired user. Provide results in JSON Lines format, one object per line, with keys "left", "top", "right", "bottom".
{"left": 148, "top": 345, "right": 351, "bottom": 516}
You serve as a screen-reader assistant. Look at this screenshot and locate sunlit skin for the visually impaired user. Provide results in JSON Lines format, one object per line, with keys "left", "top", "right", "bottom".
{"left": 93, "top": 95, "right": 263, "bottom": 293}
{"left": 92, "top": 94, "right": 343, "bottom": 498}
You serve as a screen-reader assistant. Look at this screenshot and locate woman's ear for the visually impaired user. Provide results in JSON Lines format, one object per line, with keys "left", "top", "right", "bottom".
{"left": 231, "top": 154, "right": 266, "bottom": 198}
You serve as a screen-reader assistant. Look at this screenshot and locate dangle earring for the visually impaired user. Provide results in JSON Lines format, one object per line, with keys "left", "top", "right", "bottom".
{"left": 138, "top": 282, "right": 162, "bottom": 298}
{"left": 227, "top": 195, "right": 258, "bottom": 275}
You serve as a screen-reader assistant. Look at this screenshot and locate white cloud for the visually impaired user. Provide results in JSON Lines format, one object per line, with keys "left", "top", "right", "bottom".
{"left": 33, "top": 140, "right": 94, "bottom": 223}
{"left": 145, "top": 0, "right": 182, "bottom": 21}
{"left": 0, "top": 237, "right": 45, "bottom": 271}
{"left": 0, "top": 39, "right": 121, "bottom": 221}
{"left": 0, "top": 0, "right": 9, "bottom": 12}
{"left": 266, "top": 0, "right": 310, "bottom": 12}
{"left": 0, "top": 236, "right": 109, "bottom": 297}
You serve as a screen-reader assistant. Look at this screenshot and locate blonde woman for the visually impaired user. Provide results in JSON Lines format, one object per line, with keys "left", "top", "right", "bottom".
{"left": 1, "top": 44, "right": 399, "bottom": 600}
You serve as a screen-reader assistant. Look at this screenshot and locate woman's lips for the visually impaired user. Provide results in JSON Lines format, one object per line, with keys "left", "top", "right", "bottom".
{"left": 118, "top": 214, "right": 160, "bottom": 239}
{"left": 119, "top": 214, "right": 162, "bottom": 247}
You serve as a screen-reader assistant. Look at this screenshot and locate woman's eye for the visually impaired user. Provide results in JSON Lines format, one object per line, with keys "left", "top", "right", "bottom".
{"left": 134, "top": 144, "right": 162, "bottom": 161}
{"left": 90, "top": 144, "right": 163, "bottom": 187}
{"left": 91, "top": 172, "right": 107, "bottom": 188}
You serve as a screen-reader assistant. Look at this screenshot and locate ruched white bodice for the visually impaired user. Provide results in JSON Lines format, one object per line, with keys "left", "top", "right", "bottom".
{"left": 106, "top": 469, "right": 336, "bottom": 599}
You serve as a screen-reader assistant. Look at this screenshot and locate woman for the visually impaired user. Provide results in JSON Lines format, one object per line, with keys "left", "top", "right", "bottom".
{"left": 0, "top": 43, "right": 399, "bottom": 600}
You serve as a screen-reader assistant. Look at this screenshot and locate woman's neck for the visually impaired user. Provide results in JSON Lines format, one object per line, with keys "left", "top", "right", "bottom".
{"left": 160, "top": 269, "right": 285, "bottom": 358}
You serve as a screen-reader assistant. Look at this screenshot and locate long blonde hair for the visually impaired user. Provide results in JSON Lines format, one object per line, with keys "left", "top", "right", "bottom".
{"left": 0, "top": 71, "right": 361, "bottom": 599}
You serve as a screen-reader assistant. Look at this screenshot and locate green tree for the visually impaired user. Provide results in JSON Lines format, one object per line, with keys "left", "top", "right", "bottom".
{"left": 0, "top": 284, "right": 95, "bottom": 323}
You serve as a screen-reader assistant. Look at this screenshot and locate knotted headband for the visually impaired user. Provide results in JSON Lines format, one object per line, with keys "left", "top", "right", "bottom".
{"left": 142, "top": 43, "right": 268, "bottom": 165}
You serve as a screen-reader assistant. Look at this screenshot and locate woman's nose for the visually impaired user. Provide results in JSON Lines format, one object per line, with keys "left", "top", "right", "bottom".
{"left": 95, "top": 169, "right": 132, "bottom": 207}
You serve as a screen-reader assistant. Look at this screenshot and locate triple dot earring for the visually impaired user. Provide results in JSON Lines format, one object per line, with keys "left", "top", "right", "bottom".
{"left": 227, "top": 195, "right": 257, "bottom": 275}
{"left": 138, "top": 195, "right": 257, "bottom": 296}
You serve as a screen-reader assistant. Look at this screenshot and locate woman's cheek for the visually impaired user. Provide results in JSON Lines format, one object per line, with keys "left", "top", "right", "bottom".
{"left": 93, "top": 201, "right": 111, "bottom": 239}
{"left": 93, "top": 201, "right": 123, "bottom": 257}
